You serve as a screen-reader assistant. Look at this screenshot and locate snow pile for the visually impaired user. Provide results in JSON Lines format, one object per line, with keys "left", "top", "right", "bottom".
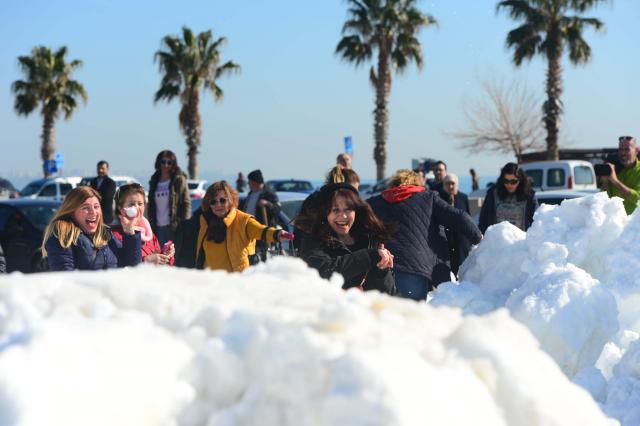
{"left": 431, "top": 192, "right": 640, "bottom": 424}
{"left": 0, "top": 259, "right": 613, "bottom": 426}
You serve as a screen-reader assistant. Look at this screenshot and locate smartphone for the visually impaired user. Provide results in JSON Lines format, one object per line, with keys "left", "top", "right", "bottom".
{"left": 594, "top": 163, "right": 612, "bottom": 177}
{"left": 162, "top": 240, "right": 173, "bottom": 254}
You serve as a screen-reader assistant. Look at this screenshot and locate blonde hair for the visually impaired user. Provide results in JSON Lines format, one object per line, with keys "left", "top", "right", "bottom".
{"left": 388, "top": 169, "right": 424, "bottom": 188}
{"left": 325, "top": 166, "right": 360, "bottom": 187}
{"left": 202, "top": 180, "right": 239, "bottom": 211}
{"left": 41, "top": 186, "right": 110, "bottom": 257}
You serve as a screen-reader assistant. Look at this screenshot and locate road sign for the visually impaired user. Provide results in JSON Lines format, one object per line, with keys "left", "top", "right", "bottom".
{"left": 44, "top": 159, "right": 57, "bottom": 174}
{"left": 344, "top": 136, "right": 353, "bottom": 155}
{"left": 55, "top": 152, "right": 64, "bottom": 169}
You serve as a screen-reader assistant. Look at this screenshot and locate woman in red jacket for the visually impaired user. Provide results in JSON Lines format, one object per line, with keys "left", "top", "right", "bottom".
{"left": 112, "top": 183, "right": 174, "bottom": 265}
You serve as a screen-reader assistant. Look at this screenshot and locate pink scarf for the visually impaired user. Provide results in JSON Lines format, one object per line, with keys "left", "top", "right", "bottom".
{"left": 135, "top": 216, "right": 153, "bottom": 242}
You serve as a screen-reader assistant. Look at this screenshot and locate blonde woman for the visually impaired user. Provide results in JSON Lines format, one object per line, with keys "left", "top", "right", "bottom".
{"left": 42, "top": 186, "right": 141, "bottom": 271}
{"left": 368, "top": 169, "right": 482, "bottom": 300}
{"left": 175, "top": 180, "right": 292, "bottom": 271}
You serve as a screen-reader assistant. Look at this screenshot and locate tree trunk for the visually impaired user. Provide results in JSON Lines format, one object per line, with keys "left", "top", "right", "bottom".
{"left": 373, "top": 42, "right": 391, "bottom": 181}
{"left": 41, "top": 112, "right": 55, "bottom": 177}
{"left": 543, "top": 28, "right": 563, "bottom": 161}
{"left": 180, "top": 92, "right": 201, "bottom": 179}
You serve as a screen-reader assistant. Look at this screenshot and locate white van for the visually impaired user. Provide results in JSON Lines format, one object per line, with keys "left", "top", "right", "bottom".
{"left": 520, "top": 160, "right": 597, "bottom": 192}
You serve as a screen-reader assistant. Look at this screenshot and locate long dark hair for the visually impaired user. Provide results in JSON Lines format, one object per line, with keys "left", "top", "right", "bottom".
{"left": 295, "top": 184, "right": 393, "bottom": 245}
{"left": 496, "top": 162, "right": 533, "bottom": 201}
{"left": 152, "top": 150, "right": 182, "bottom": 178}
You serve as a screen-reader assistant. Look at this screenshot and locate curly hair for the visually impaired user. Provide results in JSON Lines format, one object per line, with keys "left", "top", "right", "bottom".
{"left": 388, "top": 169, "right": 424, "bottom": 188}
{"left": 202, "top": 180, "right": 239, "bottom": 212}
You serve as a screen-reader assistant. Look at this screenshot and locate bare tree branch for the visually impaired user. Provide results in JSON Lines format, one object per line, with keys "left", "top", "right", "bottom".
{"left": 447, "top": 77, "right": 545, "bottom": 162}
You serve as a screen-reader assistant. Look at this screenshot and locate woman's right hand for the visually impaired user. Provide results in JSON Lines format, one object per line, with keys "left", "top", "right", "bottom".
{"left": 376, "top": 244, "right": 394, "bottom": 269}
{"left": 145, "top": 253, "right": 171, "bottom": 265}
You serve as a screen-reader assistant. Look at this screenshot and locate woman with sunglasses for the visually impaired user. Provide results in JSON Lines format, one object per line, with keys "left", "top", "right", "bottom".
{"left": 111, "top": 183, "right": 175, "bottom": 265}
{"left": 479, "top": 162, "right": 538, "bottom": 234}
{"left": 42, "top": 186, "right": 141, "bottom": 270}
{"left": 176, "top": 180, "right": 293, "bottom": 271}
{"left": 147, "top": 150, "right": 192, "bottom": 247}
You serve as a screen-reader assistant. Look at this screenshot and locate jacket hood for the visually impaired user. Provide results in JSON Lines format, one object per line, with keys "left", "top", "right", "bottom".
{"left": 381, "top": 185, "right": 425, "bottom": 203}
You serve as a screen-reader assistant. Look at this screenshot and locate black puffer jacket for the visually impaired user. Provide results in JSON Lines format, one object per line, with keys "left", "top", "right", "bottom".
{"left": 368, "top": 190, "right": 482, "bottom": 285}
{"left": 300, "top": 234, "right": 397, "bottom": 295}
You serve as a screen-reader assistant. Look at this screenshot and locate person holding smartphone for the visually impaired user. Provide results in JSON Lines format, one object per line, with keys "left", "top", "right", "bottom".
{"left": 602, "top": 136, "right": 640, "bottom": 215}
{"left": 112, "top": 183, "right": 175, "bottom": 265}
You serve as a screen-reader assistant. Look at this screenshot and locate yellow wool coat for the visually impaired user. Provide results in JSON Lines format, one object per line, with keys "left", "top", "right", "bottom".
{"left": 196, "top": 208, "right": 278, "bottom": 272}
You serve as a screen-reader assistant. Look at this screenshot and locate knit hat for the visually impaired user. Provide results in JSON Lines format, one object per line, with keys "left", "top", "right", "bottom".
{"left": 248, "top": 169, "right": 264, "bottom": 184}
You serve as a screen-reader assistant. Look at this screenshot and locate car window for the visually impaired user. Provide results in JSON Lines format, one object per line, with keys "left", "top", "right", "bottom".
{"left": 20, "top": 205, "right": 59, "bottom": 230}
{"left": 547, "top": 169, "right": 565, "bottom": 187}
{"left": 0, "top": 205, "right": 15, "bottom": 231}
{"left": 188, "top": 183, "right": 199, "bottom": 190}
{"left": 574, "top": 166, "right": 595, "bottom": 185}
{"left": 39, "top": 183, "right": 57, "bottom": 197}
{"left": 59, "top": 183, "right": 73, "bottom": 195}
{"left": 537, "top": 197, "right": 564, "bottom": 206}
{"left": 20, "top": 182, "right": 42, "bottom": 197}
{"left": 525, "top": 170, "right": 543, "bottom": 188}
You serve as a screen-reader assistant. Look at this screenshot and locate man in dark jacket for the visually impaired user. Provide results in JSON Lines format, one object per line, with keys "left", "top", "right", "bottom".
{"left": 90, "top": 160, "right": 117, "bottom": 224}
{"left": 240, "top": 169, "right": 280, "bottom": 261}
{"left": 368, "top": 169, "right": 482, "bottom": 300}
{"left": 439, "top": 174, "right": 473, "bottom": 277}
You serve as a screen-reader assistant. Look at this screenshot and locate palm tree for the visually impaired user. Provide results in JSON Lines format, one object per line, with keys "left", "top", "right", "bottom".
{"left": 497, "top": 0, "right": 607, "bottom": 160}
{"left": 336, "top": 0, "right": 436, "bottom": 180}
{"left": 154, "top": 26, "right": 240, "bottom": 179}
{"left": 11, "top": 46, "right": 87, "bottom": 177}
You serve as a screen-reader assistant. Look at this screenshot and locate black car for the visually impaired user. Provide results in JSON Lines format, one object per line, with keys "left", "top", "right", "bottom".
{"left": 0, "top": 199, "right": 61, "bottom": 272}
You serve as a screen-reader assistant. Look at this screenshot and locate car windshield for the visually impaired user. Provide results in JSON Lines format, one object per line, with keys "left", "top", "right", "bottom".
{"left": 20, "top": 204, "right": 59, "bottom": 230}
{"left": 20, "top": 182, "right": 43, "bottom": 197}
{"left": 188, "top": 182, "right": 200, "bottom": 190}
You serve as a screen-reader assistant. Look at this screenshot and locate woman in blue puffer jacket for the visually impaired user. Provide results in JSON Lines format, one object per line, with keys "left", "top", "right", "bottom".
{"left": 43, "top": 186, "right": 141, "bottom": 271}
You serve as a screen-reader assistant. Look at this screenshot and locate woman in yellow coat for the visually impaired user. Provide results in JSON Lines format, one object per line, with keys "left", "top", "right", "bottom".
{"left": 194, "top": 180, "right": 293, "bottom": 271}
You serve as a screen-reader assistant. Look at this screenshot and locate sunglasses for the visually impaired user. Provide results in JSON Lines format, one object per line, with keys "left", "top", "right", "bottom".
{"left": 160, "top": 160, "right": 173, "bottom": 166}
{"left": 504, "top": 179, "right": 520, "bottom": 185}
{"left": 619, "top": 136, "right": 635, "bottom": 143}
{"left": 210, "top": 197, "right": 227, "bottom": 206}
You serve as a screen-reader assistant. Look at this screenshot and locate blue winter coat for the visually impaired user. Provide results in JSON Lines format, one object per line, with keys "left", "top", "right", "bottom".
{"left": 368, "top": 190, "right": 482, "bottom": 285}
{"left": 45, "top": 228, "right": 141, "bottom": 271}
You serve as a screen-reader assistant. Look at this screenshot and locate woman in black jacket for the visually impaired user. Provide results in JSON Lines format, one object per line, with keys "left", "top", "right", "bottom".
{"left": 479, "top": 162, "right": 538, "bottom": 234}
{"left": 43, "top": 186, "right": 141, "bottom": 271}
{"left": 295, "top": 183, "right": 396, "bottom": 295}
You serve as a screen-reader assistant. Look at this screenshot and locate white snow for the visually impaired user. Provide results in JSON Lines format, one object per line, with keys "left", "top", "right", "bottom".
{"left": 0, "top": 256, "right": 615, "bottom": 426}
{"left": 431, "top": 192, "right": 640, "bottom": 425}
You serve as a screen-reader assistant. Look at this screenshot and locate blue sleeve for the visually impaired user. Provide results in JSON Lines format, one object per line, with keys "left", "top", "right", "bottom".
{"left": 432, "top": 195, "right": 482, "bottom": 244}
{"left": 45, "top": 236, "right": 76, "bottom": 271}
{"left": 112, "top": 232, "right": 141, "bottom": 267}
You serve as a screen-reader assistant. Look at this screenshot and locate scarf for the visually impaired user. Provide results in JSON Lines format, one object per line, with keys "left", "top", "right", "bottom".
{"left": 206, "top": 214, "right": 227, "bottom": 243}
{"left": 134, "top": 216, "right": 153, "bottom": 242}
{"left": 381, "top": 185, "right": 425, "bottom": 203}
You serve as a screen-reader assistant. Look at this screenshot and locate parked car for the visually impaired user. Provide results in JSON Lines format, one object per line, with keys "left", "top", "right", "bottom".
{"left": 0, "top": 178, "right": 19, "bottom": 199}
{"left": 187, "top": 180, "right": 208, "bottom": 199}
{"left": 266, "top": 179, "right": 314, "bottom": 194}
{"left": 520, "top": 160, "right": 597, "bottom": 192}
{"left": 362, "top": 178, "right": 391, "bottom": 199}
{"left": 19, "top": 177, "right": 82, "bottom": 200}
{"left": 535, "top": 190, "right": 593, "bottom": 206}
{"left": 0, "top": 199, "right": 61, "bottom": 272}
{"left": 79, "top": 175, "right": 140, "bottom": 188}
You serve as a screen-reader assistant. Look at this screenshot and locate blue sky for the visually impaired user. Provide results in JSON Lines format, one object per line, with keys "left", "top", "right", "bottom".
{"left": 1, "top": 0, "right": 638, "bottom": 188}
